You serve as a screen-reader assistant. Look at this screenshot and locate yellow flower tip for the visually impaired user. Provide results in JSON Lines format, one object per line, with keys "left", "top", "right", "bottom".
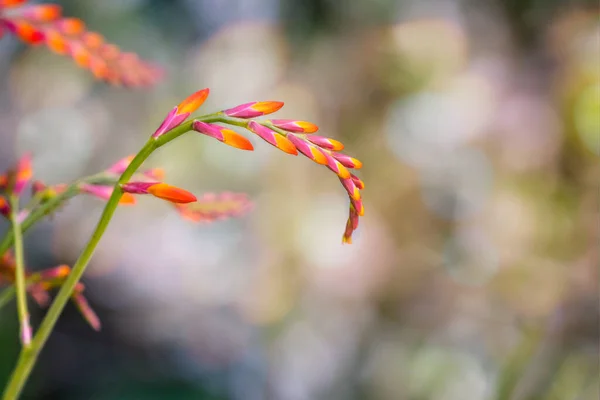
{"left": 298, "top": 121, "right": 319, "bottom": 133}
{"left": 222, "top": 129, "right": 254, "bottom": 151}
{"left": 342, "top": 235, "right": 352, "bottom": 244}
{"left": 147, "top": 183, "right": 197, "bottom": 204}
{"left": 329, "top": 139, "right": 344, "bottom": 151}
{"left": 351, "top": 158, "right": 363, "bottom": 169}
{"left": 252, "top": 101, "right": 284, "bottom": 114}
{"left": 310, "top": 147, "right": 329, "bottom": 165}
{"left": 177, "top": 88, "right": 210, "bottom": 115}
{"left": 275, "top": 135, "right": 298, "bottom": 155}
{"left": 337, "top": 163, "right": 351, "bottom": 179}
{"left": 119, "top": 193, "right": 137, "bottom": 205}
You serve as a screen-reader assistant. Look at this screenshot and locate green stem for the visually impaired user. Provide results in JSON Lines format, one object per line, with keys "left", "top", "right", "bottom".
{"left": 8, "top": 195, "right": 31, "bottom": 349}
{"left": 2, "top": 112, "right": 222, "bottom": 399}
{"left": 1, "top": 140, "right": 157, "bottom": 400}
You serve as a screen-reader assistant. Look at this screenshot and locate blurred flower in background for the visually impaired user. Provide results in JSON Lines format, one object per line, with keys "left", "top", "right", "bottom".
{"left": 0, "top": 0, "right": 598, "bottom": 399}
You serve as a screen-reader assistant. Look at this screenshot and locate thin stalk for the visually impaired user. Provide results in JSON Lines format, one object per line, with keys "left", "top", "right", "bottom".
{"left": 1, "top": 138, "right": 154, "bottom": 399}
{"left": 2, "top": 113, "right": 220, "bottom": 399}
{"left": 8, "top": 195, "right": 31, "bottom": 348}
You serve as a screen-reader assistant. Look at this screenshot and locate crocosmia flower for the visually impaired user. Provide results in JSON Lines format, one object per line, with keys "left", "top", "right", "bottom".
{"left": 152, "top": 88, "right": 209, "bottom": 138}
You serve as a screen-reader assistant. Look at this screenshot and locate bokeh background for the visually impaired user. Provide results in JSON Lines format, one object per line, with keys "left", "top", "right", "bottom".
{"left": 0, "top": 0, "right": 599, "bottom": 399}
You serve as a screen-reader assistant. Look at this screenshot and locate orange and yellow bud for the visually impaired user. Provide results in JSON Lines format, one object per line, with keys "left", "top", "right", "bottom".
{"left": 13, "top": 153, "right": 32, "bottom": 195}
{"left": 306, "top": 135, "right": 344, "bottom": 151}
{"left": 332, "top": 153, "right": 362, "bottom": 169}
{"left": 121, "top": 182, "right": 197, "bottom": 204}
{"left": 270, "top": 120, "right": 319, "bottom": 133}
{"left": 286, "top": 134, "right": 328, "bottom": 165}
{"left": 224, "top": 101, "right": 284, "bottom": 118}
{"left": 177, "top": 88, "right": 209, "bottom": 115}
{"left": 193, "top": 121, "right": 254, "bottom": 151}
{"left": 247, "top": 121, "right": 297, "bottom": 155}
{"left": 147, "top": 183, "right": 197, "bottom": 204}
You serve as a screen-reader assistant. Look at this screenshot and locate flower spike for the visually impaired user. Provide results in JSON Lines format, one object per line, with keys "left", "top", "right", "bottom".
{"left": 0, "top": 3, "right": 161, "bottom": 86}
{"left": 223, "top": 101, "right": 284, "bottom": 118}
{"left": 153, "top": 88, "right": 210, "bottom": 138}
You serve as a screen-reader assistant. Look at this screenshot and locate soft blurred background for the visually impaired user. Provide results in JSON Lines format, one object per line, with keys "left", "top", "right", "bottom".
{"left": 0, "top": 0, "right": 598, "bottom": 399}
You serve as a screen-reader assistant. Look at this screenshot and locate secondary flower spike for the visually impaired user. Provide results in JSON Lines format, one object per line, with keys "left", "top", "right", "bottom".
{"left": 153, "top": 88, "right": 209, "bottom": 138}
{"left": 121, "top": 182, "right": 197, "bottom": 204}
{"left": 0, "top": 3, "right": 161, "bottom": 86}
{"left": 223, "top": 101, "right": 284, "bottom": 118}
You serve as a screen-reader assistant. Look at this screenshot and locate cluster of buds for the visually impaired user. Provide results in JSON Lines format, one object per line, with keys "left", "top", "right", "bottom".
{"left": 0, "top": 0, "right": 161, "bottom": 86}
{"left": 152, "top": 89, "right": 365, "bottom": 243}
{"left": 0, "top": 251, "right": 100, "bottom": 330}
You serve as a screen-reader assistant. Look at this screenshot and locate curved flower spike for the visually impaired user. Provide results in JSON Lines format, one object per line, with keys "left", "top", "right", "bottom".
{"left": 223, "top": 101, "right": 284, "bottom": 118}
{"left": 193, "top": 121, "right": 254, "bottom": 151}
{"left": 153, "top": 88, "right": 210, "bottom": 138}
{"left": 121, "top": 182, "right": 197, "bottom": 204}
